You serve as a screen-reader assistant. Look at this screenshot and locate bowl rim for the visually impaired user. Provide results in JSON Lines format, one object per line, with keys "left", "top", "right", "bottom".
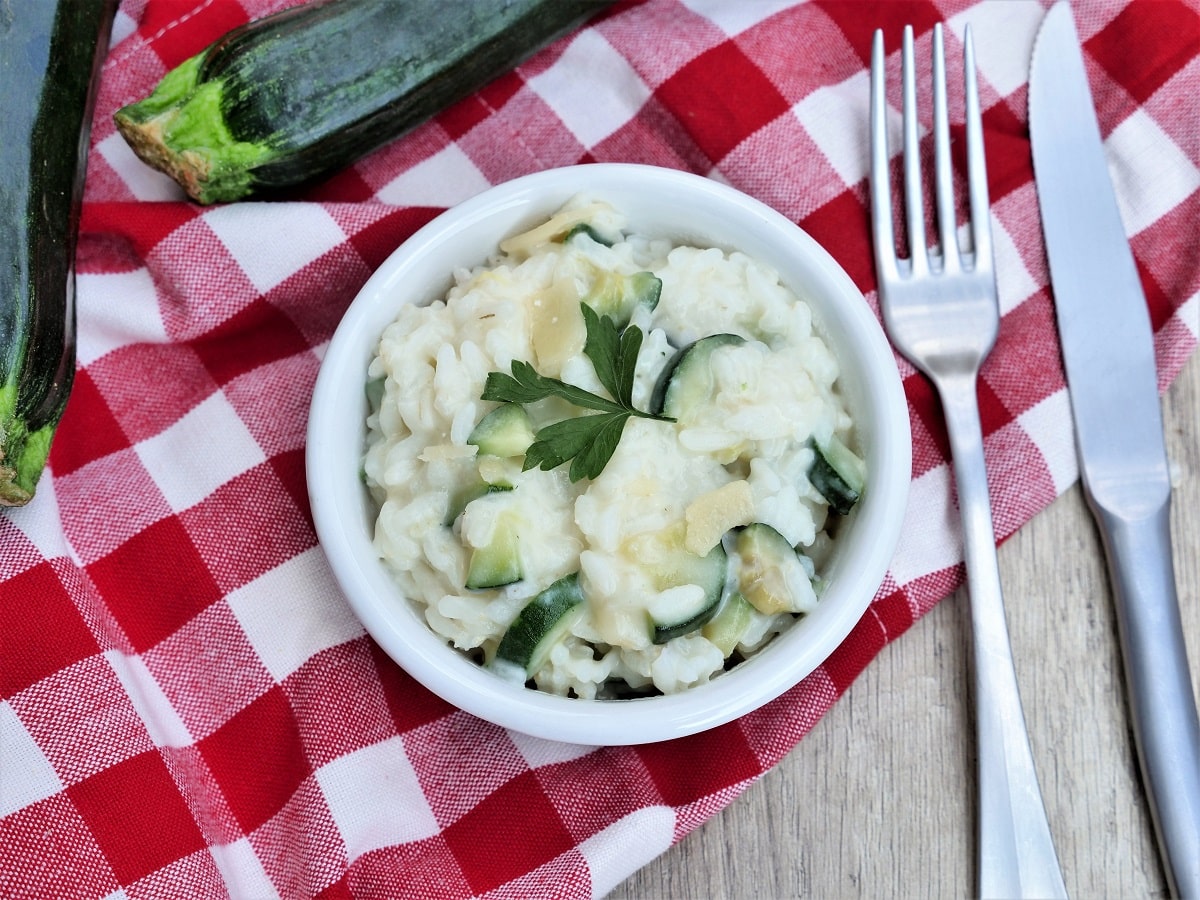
{"left": 306, "top": 163, "right": 911, "bottom": 745}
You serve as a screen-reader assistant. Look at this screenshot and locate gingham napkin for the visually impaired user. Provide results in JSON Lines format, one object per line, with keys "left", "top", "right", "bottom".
{"left": 2, "top": 1, "right": 1196, "bottom": 897}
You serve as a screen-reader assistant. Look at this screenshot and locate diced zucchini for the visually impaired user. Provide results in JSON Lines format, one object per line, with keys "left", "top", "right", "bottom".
{"left": 365, "top": 375, "right": 385, "bottom": 416}
{"left": 445, "top": 478, "right": 513, "bottom": 525}
{"left": 494, "top": 573, "right": 585, "bottom": 677}
{"left": 650, "top": 333, "right": 745, "bottom": 418}
{"left": 631, "top": 522, "right": 729, "bottom": 644}
{"left": 563, "top": 223, "right": 614, "bottom": 246}
{"left": 702, "top": 591, "right": 756, "bottom": 657}
{"left": 465, "top": 508, "right": 523, "bottom": 589}
{"left": 583, "top": 269, "right": 661, "bottom": 328}
{"left": 468, "top": 402, "right": 535, "bottom": 457}
{"left": 734, "top": 522, "right": 818, "bottom": 615}
{"left": 809, "top": 433, "right": 866, "bottom": 516}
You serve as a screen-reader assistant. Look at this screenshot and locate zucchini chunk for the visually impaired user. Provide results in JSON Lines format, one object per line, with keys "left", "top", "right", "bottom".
{"left": 446, "top": 479, "right": 513, "bottom": 526}
{"left": 809, "top": 434, "right": 866, "bottom": 516}
{"left": 365, "top": 375, "right": 386, "bottom": 417}
{"left": 563, "top": 223, "right": 614, "bottom": 247}
{"left": 583, "top": 270, "right": 662, "bottom": 329}
{"left": 494, "top": 573, "right": 585, "bottom": 677}
{"left": 734, "top": 523, "right": 818, "bottom": 615}
{"left": 650, "top": 333, "right": 745, "bottom": 418}
{"left": 465, "top": 508, "right": 523, "bottom": 589}
{"left": 702, "top": 592, "right": 756, "bottom": 657}
{"left": 468, "top": 403, "right": 536, "bottom": 458}
{"left": 633, "top": 524, "right": 730, "bottom": 644}
{"left": 113, "top": 0, "right": 610, "bottom": 203}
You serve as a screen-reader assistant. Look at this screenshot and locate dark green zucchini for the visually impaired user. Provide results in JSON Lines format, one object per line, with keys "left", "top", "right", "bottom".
{"left": 493, "top": 572, "right": 585, "bottom": 678}
{"left": 0, "top": 0, "right": 116, "bottom": 506}
{"left": 113, "top": 0, "right": 612, "bottom": 204}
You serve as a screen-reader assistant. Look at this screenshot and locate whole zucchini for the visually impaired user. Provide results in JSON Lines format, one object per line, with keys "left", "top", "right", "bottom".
{"left": 114, "top": 0, "right": 612, "bottom": 204}
{"left": 0, "top": 1, "right": 117, "bottom": 506}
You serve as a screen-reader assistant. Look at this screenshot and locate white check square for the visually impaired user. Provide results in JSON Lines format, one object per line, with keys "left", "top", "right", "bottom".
{"left": 376, "top": 144, "right": 491, "bottom": 207}
{"left": 227, "top": 549, "right": 364, "bottom": 682}
{"left": 949, "top": 3, "right": 1043, "bottom": 98}
{"left": 317, "top": 737, "right": 441, "bottom": 859}
{"left": 578, "top": 806, "right": 676, "bottom": 898}
{"left": 203, "top": 203, "right": 346, "bottom": 294}
{"left": 793, "top": 70, "right": 874, "bottom": 189}
{"left": 134, "top": 390, "right": 266, "bottom": 512}
{"left": 76, "top": 268, "right": 168, "bottom": 366}
{"left": 680, "top": 0, "right": 793, "bottom": 36}
{"left": 1017, "top": 390, "right": 1078, "bottom": 495}
{"left": 1107, "top": 109, "right": 1200, "bottom": 237}
{"left": 209, "top": 838, "right": 281, "bottom": 900}
{"left": 527, "top": 29, "right": 651, "bottom": 148}
{"left": 888, "top": 464, "right": 961, "bottom": 586}
{"left": 0, "top": 701, "right": 63, "bottom": 816}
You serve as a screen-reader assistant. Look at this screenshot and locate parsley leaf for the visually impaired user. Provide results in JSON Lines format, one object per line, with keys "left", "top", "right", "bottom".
{"left": 480, "top": 302, "right": 673, "bottom": 481}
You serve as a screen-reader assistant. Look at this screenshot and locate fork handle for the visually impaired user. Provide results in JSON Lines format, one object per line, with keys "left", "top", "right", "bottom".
{"left": 939, "top": 374, "right": 1069, "bottom": 900}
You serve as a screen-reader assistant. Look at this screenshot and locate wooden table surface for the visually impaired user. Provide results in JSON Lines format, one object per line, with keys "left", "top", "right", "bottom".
{"left": 611, "top": 351, "right": 1198, "bottom": 899}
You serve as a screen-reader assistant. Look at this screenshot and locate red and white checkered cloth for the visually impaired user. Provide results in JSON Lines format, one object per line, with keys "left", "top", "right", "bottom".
{"left": 2, "top": 0, "right": 1196, "bottom": 897}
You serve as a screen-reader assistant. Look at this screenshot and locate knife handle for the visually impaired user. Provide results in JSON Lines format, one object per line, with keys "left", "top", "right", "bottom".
{"left": 1094, "top": 498, "right": 1200, "bottom": 899}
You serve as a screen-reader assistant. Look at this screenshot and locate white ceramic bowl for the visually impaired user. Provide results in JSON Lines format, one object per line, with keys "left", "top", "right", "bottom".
{"left": 307, "top": 164, "right": 911, "bottom": 745}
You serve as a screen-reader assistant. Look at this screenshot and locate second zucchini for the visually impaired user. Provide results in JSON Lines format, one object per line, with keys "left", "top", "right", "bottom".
{"left": 114, "top": 0, "right": 611, "bottom": 203}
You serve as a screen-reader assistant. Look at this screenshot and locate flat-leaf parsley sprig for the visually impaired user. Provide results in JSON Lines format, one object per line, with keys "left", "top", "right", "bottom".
{"left": 481, "top": 303, "right": 673, "bottom": 481}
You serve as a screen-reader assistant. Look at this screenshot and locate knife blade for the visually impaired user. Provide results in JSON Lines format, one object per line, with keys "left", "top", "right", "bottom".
{"left": 1028, "top": 3, "right": 1200, "bottom": 896}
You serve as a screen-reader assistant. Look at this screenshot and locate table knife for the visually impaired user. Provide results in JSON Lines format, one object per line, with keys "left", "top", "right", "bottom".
{"left": 1028, "top": 3, "right": 1200, "bottom": 897}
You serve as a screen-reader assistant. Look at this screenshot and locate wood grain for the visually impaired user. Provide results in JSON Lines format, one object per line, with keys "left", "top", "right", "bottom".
{"left": 610, "top": 352, "right": 1198, "bottom": 898}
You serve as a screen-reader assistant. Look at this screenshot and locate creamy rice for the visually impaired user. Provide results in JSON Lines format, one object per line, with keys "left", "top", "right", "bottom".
{"left": 363, "top": 196, "right": 860, "bottom": 699}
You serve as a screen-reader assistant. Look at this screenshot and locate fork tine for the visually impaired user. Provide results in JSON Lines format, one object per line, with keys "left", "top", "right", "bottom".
{"left": 962, "top": 24, "right": 993, "bottom": 274}
{"left": 931, "top": 23, "right": 960, "bottom": 273}
{"left": 869, "top": 28, "right": 898, "bottom": 283}
{"left": 900, "top": 26, "right": 928, "bottom": 277}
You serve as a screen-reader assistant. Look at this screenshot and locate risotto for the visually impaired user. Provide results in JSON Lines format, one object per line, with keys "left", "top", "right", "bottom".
{"left": 362, "top": 195, "right": 865, "bottom": 699}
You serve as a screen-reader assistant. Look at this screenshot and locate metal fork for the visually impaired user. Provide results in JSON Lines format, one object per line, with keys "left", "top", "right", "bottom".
{"left": 869, "top": 24, "right": 1068, "bottom": 900}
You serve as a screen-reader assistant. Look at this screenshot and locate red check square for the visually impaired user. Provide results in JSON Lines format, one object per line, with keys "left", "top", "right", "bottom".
{"left": 198, "top": 685, "right": 311, "bottom": 833}
{"left": 51, "top": 369, "right": 130, "bottom": 477}
{"left": 87, "top": 515, "right": 223, "bottom": 652}
{"left": 80, "top": 201, "right": 201, "bottom": 262}
{"left": 1087, "top": 0, "right": 1200, "bottom": 105}
{"left": 800, "top": 189, "right": 876, "bottom": 295}
{"left": 139, "top": 1, "right": 252, "bottom": 68}
{"left": 817, "top": 0, "right": 946, "bottom": 68}
{"left": 372, "top": 643, "right": 457, "bottom": 734}
{"left": 635, "top": 721, "right": 761, "bottom": 808}
{"left": 441, "top": 771, "right": 575, "bottom": 896}
{"left": 66, "top": 751, "right": 207, "bottom": 886}
{"left": 655, "top": 40, "right": 791, "bottom": 163}
{"left": 822, "top": 609, "right": 890, "bottom": 693}
{"left": 191, "top": 298, "right": 312, "bottom": 387}
{"left": 0, "top": 563, "right": 100, "bottom": 698}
